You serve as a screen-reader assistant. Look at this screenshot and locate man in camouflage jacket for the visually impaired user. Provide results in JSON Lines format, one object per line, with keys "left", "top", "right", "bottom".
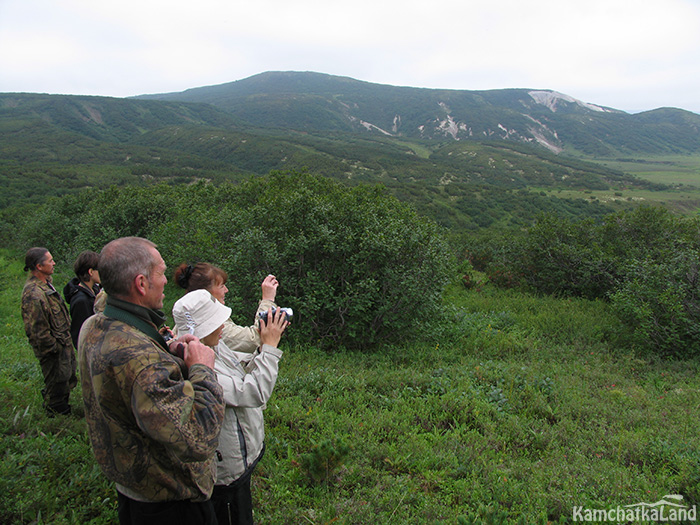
{"left": 21, "top": 248, "right": 77, "bottom": 416}
{"left": 79, "top": 237, "right": 225, "bottom": 525}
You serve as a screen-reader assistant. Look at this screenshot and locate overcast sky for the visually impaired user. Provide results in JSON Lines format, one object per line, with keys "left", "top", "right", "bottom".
{"left": 1, "top": 0, "right": 699, "bottom": 114}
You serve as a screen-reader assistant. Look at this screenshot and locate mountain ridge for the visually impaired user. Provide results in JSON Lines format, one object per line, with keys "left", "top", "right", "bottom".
{"left": 134, "top": 71, "right": 700, "bottom": 156}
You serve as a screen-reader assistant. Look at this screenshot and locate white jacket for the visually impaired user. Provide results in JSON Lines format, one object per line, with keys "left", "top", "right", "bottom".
{"left": 213, "top": 339, "right": 282, "bottom": 485}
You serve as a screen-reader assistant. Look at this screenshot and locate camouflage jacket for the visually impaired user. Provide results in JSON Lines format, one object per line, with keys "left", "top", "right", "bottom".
{"left": 21, "top": 275, "right": 73, "bottom": 358}
{"left": 78, "top": 301, "right": 225, "bottom": 503}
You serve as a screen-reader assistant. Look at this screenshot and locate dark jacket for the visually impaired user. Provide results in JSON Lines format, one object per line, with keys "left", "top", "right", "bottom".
{"left": 63, "top": 277, "right": 100, "bottom": 348}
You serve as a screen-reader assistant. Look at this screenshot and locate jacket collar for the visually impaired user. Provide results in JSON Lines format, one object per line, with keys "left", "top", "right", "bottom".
{"left": 27, "top": 274, "right": 57, "bottom": 294}
{"left": 104, "top": 295, "right": 168, "bottom": 351}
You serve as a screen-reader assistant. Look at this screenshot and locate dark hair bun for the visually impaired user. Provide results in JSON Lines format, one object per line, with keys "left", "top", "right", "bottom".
{"left": 174, "top": 263, "right": 194, "bottom": 289}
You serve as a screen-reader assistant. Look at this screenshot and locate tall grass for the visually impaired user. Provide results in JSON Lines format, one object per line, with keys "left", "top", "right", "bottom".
{"left": 2, "top": 250, "right": 700, "bottom": 523}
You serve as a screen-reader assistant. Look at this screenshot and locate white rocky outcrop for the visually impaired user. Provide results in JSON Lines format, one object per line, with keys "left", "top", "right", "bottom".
{"left": 528, "top": 90, "right": 613, "bottom": 113}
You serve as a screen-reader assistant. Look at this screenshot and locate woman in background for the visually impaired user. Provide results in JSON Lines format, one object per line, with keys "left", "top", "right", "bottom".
{"left": 173, "top": 262, "right": 278, "bottom": 352}
{"left": 63, "top": 250, "right": 101, "bottom": 349}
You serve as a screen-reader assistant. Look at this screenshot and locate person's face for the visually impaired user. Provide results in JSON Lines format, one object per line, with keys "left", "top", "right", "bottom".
{"left": 36, "top": 252, "right": 56, "bottom": 278}
{"left": 208, "top": 279, "right": 228, "bottom": 304}
{"left": 144, "top": 249, "right": 167, "bottom": 310}
{"left": 200, "top": 324, "right": 224, "bottom": 348}
{"left": 89, "top": 268, "right": 101, "bottom": 284}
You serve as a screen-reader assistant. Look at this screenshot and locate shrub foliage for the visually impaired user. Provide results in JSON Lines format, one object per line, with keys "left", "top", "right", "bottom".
{"left": 465, "top": 206, "right": 700, "bottom": 356}
{"left": 10, "top": 169, "right": 698, "bottom": 356}
{"left": 13, "top": 171, "right": 454, "bottom": 350}
{"left": 155, "top": 171, "right": 455, "bottom": 349}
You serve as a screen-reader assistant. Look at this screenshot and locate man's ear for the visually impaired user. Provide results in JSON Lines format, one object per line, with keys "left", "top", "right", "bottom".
{"left": 134, "top": 274, "right": 148, "bottom": 297}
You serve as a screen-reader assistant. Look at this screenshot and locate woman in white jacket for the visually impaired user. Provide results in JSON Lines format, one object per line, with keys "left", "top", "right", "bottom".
{"left": 172, "top": 289, "right": 289, "bottom": 525}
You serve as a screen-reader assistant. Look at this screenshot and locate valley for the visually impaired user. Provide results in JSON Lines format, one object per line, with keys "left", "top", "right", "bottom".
{"left": 2, "top": 72, "right": 700, "bottom": 524}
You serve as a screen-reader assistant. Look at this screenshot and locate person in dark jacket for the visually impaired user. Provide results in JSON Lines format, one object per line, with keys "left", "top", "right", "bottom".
{"left": 63, "top": 250, "right": 101, "bottom": 349}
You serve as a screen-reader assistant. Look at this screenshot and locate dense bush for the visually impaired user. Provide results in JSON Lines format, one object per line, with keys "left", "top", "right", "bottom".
{"left": 514, "top": 215, "right": 616, "bottom": 300}
{"left": 470, "top": 206, "right": 700, "bottom": 356}
{"left": 12, "top": 171, "right": 454, "bottom": 351}
{"left": 610, "top": 249, "right": 700, "bottom": 357}
{"left": 12, "top": 184, "right": 182, "bottom": 260}
{"left": 155, "top": 171, "right": 455, "bottom": 350}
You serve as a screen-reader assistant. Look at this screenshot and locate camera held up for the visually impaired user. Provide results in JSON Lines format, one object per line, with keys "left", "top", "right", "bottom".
{"left": 258, "top": 307, "right": 293, "bottom": 324}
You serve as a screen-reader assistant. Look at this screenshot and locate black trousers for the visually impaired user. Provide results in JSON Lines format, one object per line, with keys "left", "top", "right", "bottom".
{"left": 117, "top": 491, "right": 218, "bottom": 525}
{"left": 210, "top": 469, "right": 255, "bottom": 525}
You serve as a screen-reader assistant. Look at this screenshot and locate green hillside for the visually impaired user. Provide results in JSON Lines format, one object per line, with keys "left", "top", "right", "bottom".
{"left": 0, "top": 93, "right": 243, "bottom": 141}
{"left": 2, "top": 73, "right": 700, "bottom": 525}
{"left": 2, "top": 79, "right": 699, "bottom": 229}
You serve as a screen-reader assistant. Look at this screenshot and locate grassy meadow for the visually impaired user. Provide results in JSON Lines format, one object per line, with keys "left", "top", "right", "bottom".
{"left": 583, "top": 154, "right": 700, "bottom": 215}
{"left": 2, "top": 249, "right": 700, "bottom": 524}
{"left": 596, "top": 155, "right": 700, "bottom": 187}
{"left": 528, "top": 154, "right": 700, "bottom": 218}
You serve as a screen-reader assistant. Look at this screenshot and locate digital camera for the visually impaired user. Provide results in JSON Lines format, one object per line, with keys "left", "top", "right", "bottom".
{"left": 258, "top": 307, "right": 293, "bottom": 324}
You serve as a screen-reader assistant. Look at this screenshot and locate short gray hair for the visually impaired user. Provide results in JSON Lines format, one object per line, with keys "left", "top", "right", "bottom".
{"left": 98, "top": 237, "right": 159, "bottom": 298}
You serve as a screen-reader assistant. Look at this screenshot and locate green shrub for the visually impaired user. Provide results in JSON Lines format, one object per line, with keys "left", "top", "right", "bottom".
{"left": 299, "top": 437, "right": 351, "bottom": 485}
{"left": 12, "top": 183, "right": 183, "bottom": 259}
{"left": 155, "top": 171, "right": 455, "bottom": 350}
{"left": 598, "top": 205, "right": 688, "bottom": 263}
{"left": 467, "top": 206, "right": 700, "bottom": 356}
{"left": 610, "top": 250, "right": 700, "bottom": 357}
{"left": 513, "top": 214, "right": 615, "bottom": 299}
{"left": 11, "top": 170, "right": 455, "bottom": 350}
